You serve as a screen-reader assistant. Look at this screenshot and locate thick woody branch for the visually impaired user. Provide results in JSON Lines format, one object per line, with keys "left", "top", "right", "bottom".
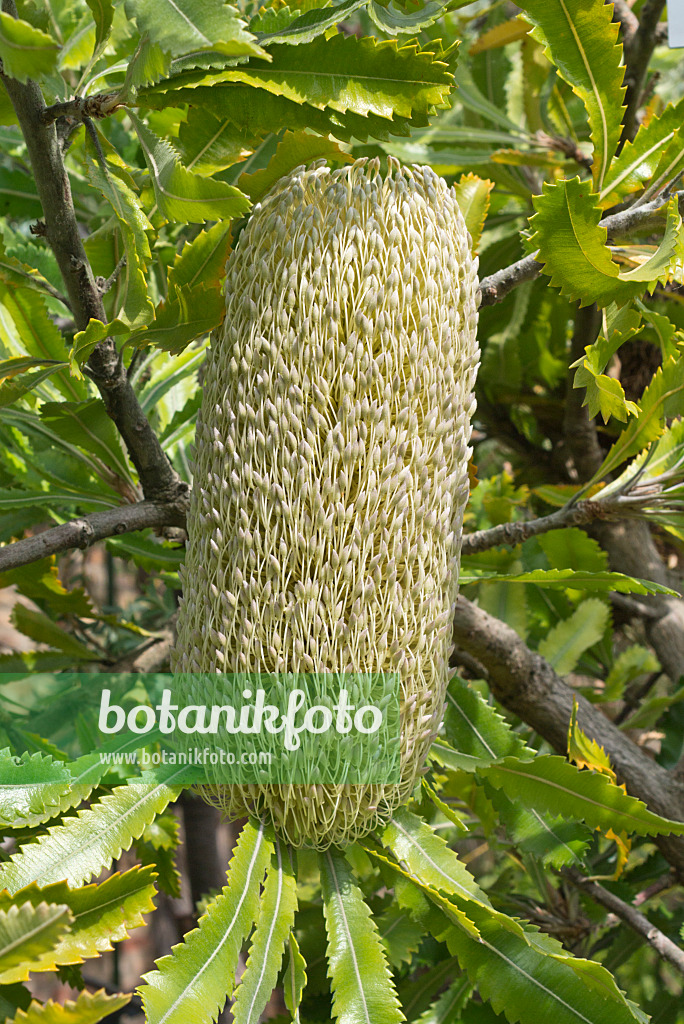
{"left": 478, "top": 194, "right": 680, "bottom": 307}
{"left": 451, "top": 595, "right": 684, "bottom": 876}
{"left": 565, "top": 867, "right": 684, "bottom": 976}
{"left": 0, "top": 501, "right": 186, "bottom": 574}
{"left": 0, "top": 0, "right": 184, "bottom": 505}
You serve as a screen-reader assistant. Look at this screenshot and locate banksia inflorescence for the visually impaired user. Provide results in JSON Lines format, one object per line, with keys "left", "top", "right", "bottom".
{"left": 173, "top": 157, "right": 479, "bottom": 848}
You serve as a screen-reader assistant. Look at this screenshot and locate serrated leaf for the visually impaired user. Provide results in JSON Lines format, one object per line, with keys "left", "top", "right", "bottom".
{"left": 153, "top": 34, "right": 453, "bottom": 122}
{"left": 477, "top": 754, "right": 684, "bottom": 837}
{"left": 238, "top": 130, "right": 351, "bottom": 203}
{"left": 489, "top": 787, "right": 591, "bottom": 868}
{"left": 320, "top": 848, "right": 405, "bottom": 1024}
{"left": 84, "top": 131, "right": 154, "bottom": 329}
{"left": 85, "top": 0, "right": 113, "bottom": 57}
{"left": 604, "top": 645, "right": 660, "bottom": 702}
{"left": 0, "top": 749, "right": 73, "bottom": 829}
{"left": 0, "top": 866, "right": 158, "bottom": 970}
{"left": 528, "top": 179, "right": 682, "bottom": 308}
{"left": 126, "top": 284, "right": 223, "bottom": 354}
{"left": 125, "top": 0, "right": 267, "bottom": 60}
{"left": 177, "top": 109, "right": 255, "bottom": 174}
{"left": 600, "top": 96, "right": 684, "bottom": 205}
{"left": 131, "top": 114, "right": 251, "bottom": 224}
{"left": 415, "top": 975, "right": 473, "bottom": 1023}
{"left": 39, "top": 399, "right": 132, "bottom": 485}
{"left": 8, "top": 989, "right": 130, "bottom": 1024}
{"left": 122, "top": 34, "right": 172, "bottom": 95}
{"left": 10, "top": 605, "right": 100, "bottom": 662}
{"left": 0, "top": 557, "right": 93, "bottom": 617}
{"left": 520, "top": 0, "right": 625, "bottom": 191}
{"left": 586, "top": 356, "right": 684, "bottom": 486}
{"left": 369, "top": 0, "right": 466, "bottom": 34}
{"left": 443, "top": 675, "right": 532, "bottom": 769}
{"left": 0, "top": 285, "right": 84, "bottom": 402}
{"left": 140, "top": 820, "right": 271, "bottom": 1024}
{"left": 538, "top": 598, "right": 609, "bottom": 675}
{"left": 0, "top": 774, "right": 182, "bottom": 892}
{"left": 69, "top": 318, "right": 130, "bottom": 375}
{"left": 381, "top": 808, "right": 490, "bottom": 908}
{"left": 538, "top": 528, "right": 608, "bottom": 573}
{"left": 283, "top": 930, "right": 307, "bottom": 1023}
{"left": 573, "top": 362, "right": 638, "bottom": 424}
{"left": 168, "top": 222, "right": 233, "bottom": 291}
{"left": 0, "top": 902, "right": 72, "bottom": 984}
{"left": 377, "top": 904, "right": 424, "bottom": 968}
{"left": 452, "top": 174, "right": 493, "bottom": 254}
{"left": 232, "top": 841, "right": 298, "bottom": 1024}
{"left": 257, "top": 0, "right": 368, "bottom": 45}
{"left": 444, "top": 900, "right": 640, "bottom": 1024}
{"left": 0, "top": 12, "right": 58, "bottom": 83}
{"left": 459, "top": 568, "right": 678, "bottom": 596}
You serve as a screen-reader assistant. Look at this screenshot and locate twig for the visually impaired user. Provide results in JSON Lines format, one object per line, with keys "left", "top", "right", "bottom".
{"left": 0, "top": 0, "right": 186, "bottom": 506}
{"left": 97, "top": 254, "right": 126, "bottom": 296}
{"left": 564, "top": 867, "right": 684, "bottom": 976}
{"left": 461, "top": 499, "right": 617, "bottom": 556}
{"left": 478, "top": 193, "right": 677, "bottom": 307}
{"left": 0, "top": 501, "right": 186, "bottom": 574}
{"left": 563, "top": 304, "right": 604, "bottom": 481}
{"left": 612, "top": 0, "right": 639, "bottom": 47}
{"left": 41, "top": 91, "right": 122, "bottom": 126}
{"left": 451, "top": 595, "right": 684, "bottom": 877}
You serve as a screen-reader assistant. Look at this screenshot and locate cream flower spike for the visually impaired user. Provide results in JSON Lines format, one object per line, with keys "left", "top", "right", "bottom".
{"left": 173, "top": 156, "right": 480, "bottom": 848}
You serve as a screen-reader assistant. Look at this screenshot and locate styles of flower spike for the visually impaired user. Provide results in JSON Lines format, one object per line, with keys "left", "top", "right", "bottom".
{"left": 173, "top": 156, "right": 480, "bottom": 847}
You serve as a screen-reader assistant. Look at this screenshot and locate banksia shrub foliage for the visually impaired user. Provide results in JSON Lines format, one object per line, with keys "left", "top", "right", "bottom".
{"left": 174, "top": 157, "right": 480, "bottom": 847}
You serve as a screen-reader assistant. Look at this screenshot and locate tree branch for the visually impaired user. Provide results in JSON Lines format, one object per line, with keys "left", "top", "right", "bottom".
{"left": 563, "top": 303, "right": 604, "bottom": 480}
{"left": 461, "top": 499, "right": 619, "bottom": 556}
{"left": 564, "top": 867, "right": 684, "bottom": 976}
{"left": 451, "top": 595, "right": 684, "bottom": 876}
{"left": 478, "top": 193, "right": 680, "bottom": 307}
{"left": 0, "top": 0, "right": 186, "bottom": 505}
{"left": 0, "top": 501, "right": 186, "bottom": 574}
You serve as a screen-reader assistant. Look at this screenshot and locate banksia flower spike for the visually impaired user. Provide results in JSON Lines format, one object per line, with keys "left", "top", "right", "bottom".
{"left": 174, "top": 157, "right": 479, "bottom": 848}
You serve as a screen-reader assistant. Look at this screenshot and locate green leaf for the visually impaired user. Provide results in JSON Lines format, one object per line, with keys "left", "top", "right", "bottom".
{"left": 377, "top": 904, "right": 424, "bottom": 968}
{"left": 7, "top": 989, "right": 130, "bottom": 1024}
{"left": 10, "top": 605, "right": 100, "bottom": 661}
{"left": 238, "top": 130, "right": 351, "bottom": 203}
{"left": 369, "top": 0, "right": 465, "bottom": 35}
{"left": 154, "top": 34, "right": 454, "bottom": 122}
{"left": 39, "top": 400, "right": 133, "bottom": 485}
{"left": 586, "top": 356, "right": 684, "bottom": 486}
{"left": 105, "top": 531, "right": 183, "bottom": 572}
{"left": 0, "top": 12, "right": 58, "bottom": 83}
{"left": 84, "top": 131, "right": 154, "bottom": 329}
{"left": 69, "top": 318, "right": 130, "bottom": 375}
{"left": 443, "top": 900, "right": 640, "bottom": 1024}
{"left": 0, "top": 168, "right": 41, "bottom": 220}
{"left": 131, "top": 113, "right": 251, "bottom": 224}
{"left": 122, "top": 34, "right": 172, "bottom": 95}
{"left": 0, "top": 365, "right": 67, "bottom": 409}
{"left": 573, "top": 362, "right": 638, "bottom": 424}
{"left": 140, "top": 820, "right": 272, "bottom": 1024}
{"left": 0, "top": 557, "right": 93, "bottom": 617}
{"left": 381, "top": 808, "right": 490, "bottom": 908}
{"left": 538, "top": 598, "right": 610, "bottom": 675}
{"left": 168, "top": 222, "right": 233, "bottom": 291}
{"left": 0, "top": 750, "right": 73, "bottom": 829}
{"left": 489, "top": 789, "right": 591, "bottom": 868}
{"left": 604, "top": 646, "right": 660, "bottom": 702}
{"left": 477, "top": 754, "right": 684, "bottom": 837}
{"left": 0, "top": 286, "right": 84, "bottom": 402}
{"left": 520, "top": 0, "right": 625, "bottom": 191}
{"left": 256, "top": 0, "right": 368, "bottom": 45}
{"left": 320, "top": 848, "right": 405, "bottom": 1024}
{"left": 126, "top": 283, "right": 223, "bottom": 354}
{"left": 0, "top": 866, "right": 158, "bottom": 971}
{"left": 0, "top": 902, "right": 72, "bottom": 984}
{"left": 538, "top": 528, "right": 608, "bottom": 573}
{"left": 85, "top": 0, "right": 113, "bottom": 57}
{"left": 600, "top": 96, "right": 684, "bottom": 205}
{"left": 443, "top": 676, "right": 532, "bottom": 769}
{"left": 415, "top": 975, "right": 473, "bottom": 1024}
{"left": 177, "top": 108, "right": 256, "bottom": 174}
{"left": 125, "top": 0, "right": 267, "bottom": 60}
{"left": 232, "top": 841, "right": 298, "bottom": 1024}
{"left": 283, "top": 930, "right": 307, "bottom": 1023}
{"left": 459, "top": 568, "right": 678, "bottom": 596}
{"left": 528, "top": 180, "right": 682, "bottom": 308}
{"left": 452, "top": 173, "right": 493, "bottom": 254}
{"left": 0, "top": 774, "right": 182, "bottom": 891}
